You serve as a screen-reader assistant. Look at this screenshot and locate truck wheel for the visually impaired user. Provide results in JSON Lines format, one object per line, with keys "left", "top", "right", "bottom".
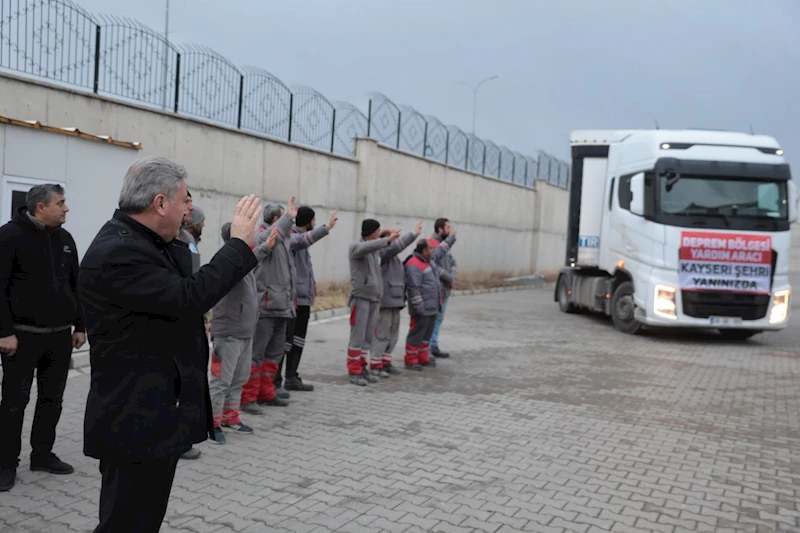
{"left": 718, "top": 329, "right": 759, "bottom": 341}
{"left": 611, "top": 281, "right": 642, "bottom": 334}
{"left": 557, "top": 276, "right": 575, "bottom": 313}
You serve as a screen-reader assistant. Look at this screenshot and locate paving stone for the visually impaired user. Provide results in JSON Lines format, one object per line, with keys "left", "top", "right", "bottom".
{"left": 0, "top": 287, "right": 798, "bottom": 533}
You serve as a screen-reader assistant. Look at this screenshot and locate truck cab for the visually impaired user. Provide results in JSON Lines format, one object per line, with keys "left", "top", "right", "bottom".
{"left": 556, "top": 129, "right": 797, "bottom": 339}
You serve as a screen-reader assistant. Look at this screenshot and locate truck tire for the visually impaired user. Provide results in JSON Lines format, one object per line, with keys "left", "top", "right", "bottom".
{"left": 611, "top": 281, "right": 642, "bottom": 334}
{"left": 557, "top": 276, "right": 575, "bottom": 313}
{"left": 718, "top": 329, "right": 759, "bottom": 341}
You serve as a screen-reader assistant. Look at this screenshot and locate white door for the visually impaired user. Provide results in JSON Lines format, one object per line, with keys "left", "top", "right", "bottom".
{"left": 1, "top": 176, "right": 67, "bottom": 224}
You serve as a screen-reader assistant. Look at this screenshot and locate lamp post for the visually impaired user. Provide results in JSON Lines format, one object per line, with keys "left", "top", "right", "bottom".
{"left": 161, "top": 0, "right": 170, "bottom": 109}
{"left": 457, "top": 74, "right": 499, "bottom": 135}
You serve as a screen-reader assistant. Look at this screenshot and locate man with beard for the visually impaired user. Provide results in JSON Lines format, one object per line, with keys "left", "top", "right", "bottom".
{"left": 428, "top": 218, "right": 458, "bottom": 359}
{"left": 175, "top": 193, "right": 206, "bottom": 460}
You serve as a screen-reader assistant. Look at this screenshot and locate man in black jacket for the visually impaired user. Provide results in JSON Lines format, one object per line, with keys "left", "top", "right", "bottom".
{"left": 78, "top": 156, "right": 263, "bottom": 532}
{"left": 0, "top": 184, "right": 85, "bottom": 492}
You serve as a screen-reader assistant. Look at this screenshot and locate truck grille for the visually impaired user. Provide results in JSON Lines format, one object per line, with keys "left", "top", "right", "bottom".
{"left": 681, "top": 291, "right": 769, "bottom": 320}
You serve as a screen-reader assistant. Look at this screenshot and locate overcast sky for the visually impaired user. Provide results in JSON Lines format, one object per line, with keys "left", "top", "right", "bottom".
{"left": 79, "top": 0, "right": 799, "bottom": 172}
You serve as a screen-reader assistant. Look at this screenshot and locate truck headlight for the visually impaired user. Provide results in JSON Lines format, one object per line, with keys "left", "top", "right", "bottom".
{"left": 769, "top": 290, "right": 791, "bottom": 324}
{"left": 654, "top": 285, "right": 677, "bottom": 319}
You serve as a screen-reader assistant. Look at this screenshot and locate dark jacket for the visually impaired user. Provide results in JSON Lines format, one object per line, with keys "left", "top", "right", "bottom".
{"left": 291, "top": 224, "right": 329, "bottom": 307}
{"left": 429, "top": 234, "right": 458, "bottom": 295}
{"left": 79, "top": 210, "right": 257, "bottom": 461}
{"left": 404, "top": 253, "right": 447, "bottom": 317}
{"left": 379, "top": 232, "right": 417, "bottom": 309}
{"left": 0, "top": 207, "right": 84, "bottom": 337}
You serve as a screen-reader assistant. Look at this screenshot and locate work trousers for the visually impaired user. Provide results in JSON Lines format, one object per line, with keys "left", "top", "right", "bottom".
{"left": 430, "top": 292, "right": 450, "bottom": 348}
{"left": 347, "top": 297, "right": 380, "bottom": 375}
{"left": 209, "top": 336, "right": 253, "bottom": 428}
{"left": 242, "top": 316, "right": 288, "bottom": 405}
{"left": 0, "top": 329, "right": 72, "bottom": 468}
{"left": 369, "top": 308, "right": 402, "bottom": 369}
{"left": 405, "top": 314, "right": 436, "bottom": 366}
{"left": 92, "top": 455, "right": 179, "bottom": 533}
{"left": 276, "top": 305, "right": 311, "bottom": 387}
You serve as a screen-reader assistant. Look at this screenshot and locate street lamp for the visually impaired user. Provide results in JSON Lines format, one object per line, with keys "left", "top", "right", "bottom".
{"left": 161, "top": 0, "right": 171, "bottom": 109}
{"left": 457, "top": 74, "right": 499, "bottom": 135}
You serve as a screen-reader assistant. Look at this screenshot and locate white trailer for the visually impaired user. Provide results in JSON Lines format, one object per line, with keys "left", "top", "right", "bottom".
{"left": 556, "top": 129, "right": 796, "bottom": 339}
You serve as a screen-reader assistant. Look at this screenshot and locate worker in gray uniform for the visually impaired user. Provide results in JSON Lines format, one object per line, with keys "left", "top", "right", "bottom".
{"left": 346, "top": 219, "right": 401, "bottom": 386}
{"left": 275, "top": 206, "right": 338, "bottom": 393}
{"left": 241, "top": 197, "right": 297, "bottom": 411}
{"left": 369, "top": 220, "right": 421, "bottom": 377}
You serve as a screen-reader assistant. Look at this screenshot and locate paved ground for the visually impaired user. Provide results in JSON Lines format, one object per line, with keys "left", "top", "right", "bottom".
{"left": 1, "top": 285, "right": 799, "bottom": 533}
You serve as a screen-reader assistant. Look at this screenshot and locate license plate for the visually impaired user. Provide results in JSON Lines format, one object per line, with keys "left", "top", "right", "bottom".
{"left": 709, "top": 316, "right": 743, "bottom": 326}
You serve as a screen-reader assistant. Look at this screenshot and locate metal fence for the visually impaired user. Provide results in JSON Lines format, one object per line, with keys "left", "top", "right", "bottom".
{"left": 0, "top": 0, "right": 570, "bottom": 189}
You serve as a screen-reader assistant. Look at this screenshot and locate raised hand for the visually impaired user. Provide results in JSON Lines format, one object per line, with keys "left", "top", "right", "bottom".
{"left": 230, "top": 195, "right": 262, "bottom": 246}
{"left": 388, "top": 229, "right": 402, "bottom": 243}
{"left": 328, "top": 209, "right": 339, "bottom": 230}
{"left": 265, "top": 226, "right": 280, "bottom": 249}
{"left": 287, "top": 196, "right": 298, "bottom": 219}
{"left": 450, "top": 226, "right": 457, "bottom": 238}
{"left": 415, "top": 219, "right": 423, "bottom": 236}
{"left": 0, "top": 334, "right": 18, "bottom": 357}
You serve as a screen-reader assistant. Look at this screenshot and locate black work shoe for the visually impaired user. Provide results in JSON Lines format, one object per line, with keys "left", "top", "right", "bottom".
{"left": 285, "top": 377, "right": 314, "bottom": 392}
{"left": 275, "top": 387, "right": 291, "bottom": 399}
{"left": 0, "top": 467, "right": 16, "bottom": 491}
{"left": 431, "top": 346, "right": 450, "bottom": 358}
{"left": 405, "top": 364, "right": 424, "bottom": 371}
{"left": 421, "top": 358, "right": 437, "bottom": 368}
{"left": 260, "top": 397, "right": 289, "bottom": 407}
{"left": 30, "top": 454, "right": 74, "bottom": 475}
{"left": 383, "top": 364, "right": 401, "bottom": 375}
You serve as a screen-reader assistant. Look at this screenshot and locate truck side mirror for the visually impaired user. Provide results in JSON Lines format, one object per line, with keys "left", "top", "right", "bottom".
{"left": 789, "top": 180, "right": 798, "bottom": 224}
{"left": 629, "top": 172, "right": 645, "bottom": 216}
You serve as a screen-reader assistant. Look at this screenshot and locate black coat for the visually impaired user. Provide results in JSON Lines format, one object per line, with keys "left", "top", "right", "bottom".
{"left": 0, "top": 206, "right": 84, "bottom": 336}
{"left": 78, "top": 210, "right": 257, "bottom": 461}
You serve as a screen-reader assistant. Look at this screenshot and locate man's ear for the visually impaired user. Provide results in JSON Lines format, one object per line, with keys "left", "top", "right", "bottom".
{"left": 154, "top": 193, "right": 167, "bottom": 215}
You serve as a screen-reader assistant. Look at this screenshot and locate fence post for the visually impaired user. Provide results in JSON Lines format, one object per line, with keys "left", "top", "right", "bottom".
{"left": 482, "top": 145, "right": 487, "bottom": 175}
{"left": 497, "top": 152, "right": 502, "bottom": 178}
{"left": 525, "top": 159, "right": 529, "bottom": 187}
{"left": 366, "top": 99, "right": 372, "bottom": 137}
{"left": 173, "top": 53, "right": 181, "bottom": 113}
{"left": 464, "top": 138, "right": 469, "bottom": 171}
{"left": 422, "top": 121, "right": 428, "bottom": 157}
{"left": 93, "top": 26, "right": 101, "bottom": 93}
{"left": 287, "top": 94, "right": 293, "bottom": 142}
{"left": 236, "top": 74, "right": 244, "bottom": 129}
{"left": 511, "top": 156, "right": 515, "bottom": 183}
{"left": 330, "top": 109, "right": 336, "bottom": 153}
{"left": 444, "top": 130, "right": 450, "bottom": 165}
{"left": 396, "top": 112, "right": 401, "bottom": 149}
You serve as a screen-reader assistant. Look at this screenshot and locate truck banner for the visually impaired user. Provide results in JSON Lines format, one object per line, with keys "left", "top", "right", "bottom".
{"left": 679, "top": 231, "right": 772, "bottom": 294}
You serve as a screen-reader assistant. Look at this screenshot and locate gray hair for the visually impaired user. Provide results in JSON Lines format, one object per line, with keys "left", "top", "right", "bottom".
{"left": 26, "top": 184, "right": 65, "bottom": 213}
{"left": 220, "top": 222, "right": 231, "bottom": 242}
{"left": 263, "top": 203, "right": 283, "bottom": 225}
{"left": 118, "top": 156, "right": 187, "bottom": 214}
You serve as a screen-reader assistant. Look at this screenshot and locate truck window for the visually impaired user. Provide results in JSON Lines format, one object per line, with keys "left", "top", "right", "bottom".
{"left": 618, "top": 175, "right": 633, "bottom": 210}
{"left": 608, "top": 178, "right": 615, "bottom": 211}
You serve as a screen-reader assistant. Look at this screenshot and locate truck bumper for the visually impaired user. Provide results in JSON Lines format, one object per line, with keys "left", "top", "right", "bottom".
{"left": 634, "top": 268, "right": 791, "bottom": 331}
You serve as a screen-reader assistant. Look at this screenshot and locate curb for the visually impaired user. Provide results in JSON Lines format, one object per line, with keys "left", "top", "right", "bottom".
{"left": 67, "top": 282, "right": 555, "bottom": 372}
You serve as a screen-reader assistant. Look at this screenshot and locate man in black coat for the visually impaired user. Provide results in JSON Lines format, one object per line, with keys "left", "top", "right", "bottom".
{"left": 0, "top": 184, "right": 86, "bottom": 492}
{"left": 78, "top": 156, "right": 264, "bottom": 533}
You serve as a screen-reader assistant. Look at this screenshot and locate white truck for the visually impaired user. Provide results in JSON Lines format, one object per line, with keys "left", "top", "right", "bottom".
{"left": 556, "top": 129, "right": 796, "bottom": 339}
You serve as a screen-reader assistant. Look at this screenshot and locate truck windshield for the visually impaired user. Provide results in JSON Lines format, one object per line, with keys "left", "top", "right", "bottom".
{"left": 658, "top": 176, "right": 788, "bottom": 221}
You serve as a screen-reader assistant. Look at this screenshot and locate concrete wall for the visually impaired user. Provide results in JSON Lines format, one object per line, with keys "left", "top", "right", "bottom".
{"left": 0, "top": 73, "right": 569, "bottom": 281}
